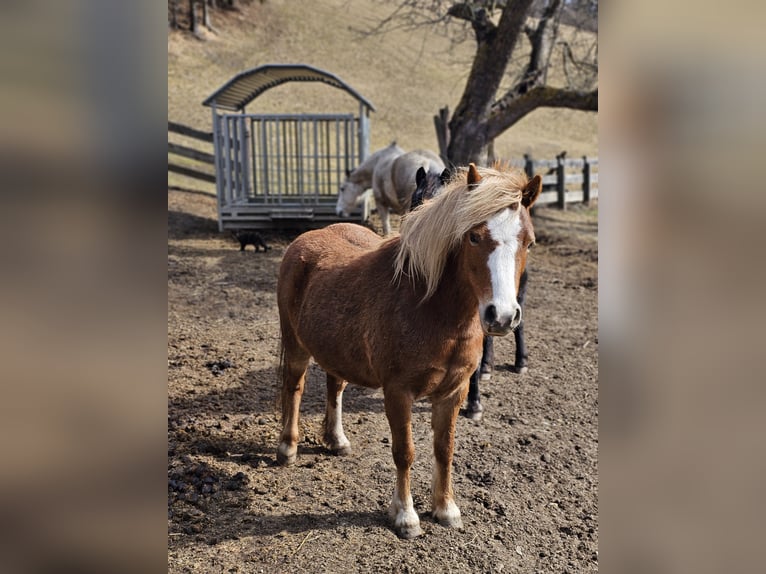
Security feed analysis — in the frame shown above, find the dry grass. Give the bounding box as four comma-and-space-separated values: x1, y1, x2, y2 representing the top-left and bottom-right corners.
168, 0, 597, 192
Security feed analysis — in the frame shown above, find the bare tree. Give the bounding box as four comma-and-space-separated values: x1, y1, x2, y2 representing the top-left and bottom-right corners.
189, 0, 199, 35
370, 0, 598, 165
169, 0, 179, 29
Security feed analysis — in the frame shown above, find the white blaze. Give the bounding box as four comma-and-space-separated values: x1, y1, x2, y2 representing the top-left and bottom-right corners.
486, 208, 522, 321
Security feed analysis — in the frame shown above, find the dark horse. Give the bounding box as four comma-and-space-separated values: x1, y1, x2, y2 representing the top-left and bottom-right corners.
277, 164, 541, 538
413, 166, 531, 420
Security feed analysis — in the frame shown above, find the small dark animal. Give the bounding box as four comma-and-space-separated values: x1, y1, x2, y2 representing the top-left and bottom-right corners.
232, 230, 271, 252
412, 166, 531, 421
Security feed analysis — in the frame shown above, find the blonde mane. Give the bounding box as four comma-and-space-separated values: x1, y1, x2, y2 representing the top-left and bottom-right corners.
393, 164, 528, 300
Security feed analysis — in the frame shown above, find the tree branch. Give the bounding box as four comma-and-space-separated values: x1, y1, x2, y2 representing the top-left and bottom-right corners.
449, 0, 535, 125
487, 86, 598, 140
447, 2, 495, 40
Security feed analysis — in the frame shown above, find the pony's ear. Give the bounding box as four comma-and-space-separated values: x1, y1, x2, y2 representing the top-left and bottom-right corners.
346, 168, 352, 177
522, 174, 542, 208
439, 168, 451, 185
415, 167, 427, 188
467, 163, 482, 189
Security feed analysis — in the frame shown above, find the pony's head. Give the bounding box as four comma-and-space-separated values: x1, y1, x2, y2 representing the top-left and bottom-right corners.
412, 166, 451, 210
396, 163, 542, 336
336, 170, 366, 217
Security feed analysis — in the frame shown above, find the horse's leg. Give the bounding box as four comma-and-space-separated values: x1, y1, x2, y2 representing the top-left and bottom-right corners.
431, 384, 469, 529
514, 269, 529, 373
379, 205, 392, 236
323, 373, 352, 456
479, 336, 494, 381
276, 335, 311, 466
384, 391, 421, 538
464, 366, 483, 421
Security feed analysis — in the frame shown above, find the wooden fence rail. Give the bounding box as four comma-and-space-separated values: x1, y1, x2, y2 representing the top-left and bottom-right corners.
168, 121, 216, 188
516, 152, 598, 209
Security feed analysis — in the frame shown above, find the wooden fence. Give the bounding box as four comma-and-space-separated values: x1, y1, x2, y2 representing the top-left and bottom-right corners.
514, 152, 598, 209
168, 122, 597, 210
168, 121, 216, 187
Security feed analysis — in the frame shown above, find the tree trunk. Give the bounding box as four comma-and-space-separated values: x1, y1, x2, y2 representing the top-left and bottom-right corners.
202, 0, 215, 32
444, 0, 535, 165
446, 119, 490, 166
189, 0, 198, 34
429, 0, 597, 166
169, 0, 178, 29
433, 106, 451, 165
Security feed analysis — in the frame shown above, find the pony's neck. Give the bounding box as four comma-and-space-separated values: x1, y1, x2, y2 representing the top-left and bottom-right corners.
351, 154, 381, 184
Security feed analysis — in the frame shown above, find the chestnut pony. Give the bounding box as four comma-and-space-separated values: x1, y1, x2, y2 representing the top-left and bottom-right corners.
277, 163, 542, 538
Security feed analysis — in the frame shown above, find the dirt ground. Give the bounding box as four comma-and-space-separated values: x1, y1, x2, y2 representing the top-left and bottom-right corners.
168, 189, 598, 573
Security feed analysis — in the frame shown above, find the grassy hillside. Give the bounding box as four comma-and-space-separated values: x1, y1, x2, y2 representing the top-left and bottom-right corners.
168, 0, 597, 192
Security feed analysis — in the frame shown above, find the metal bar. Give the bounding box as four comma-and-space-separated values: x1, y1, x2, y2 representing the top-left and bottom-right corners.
232, 113, 356, 121
311, 119, 321, 200
241, 117, 250, 200
296, 118, 304, 202
250, 117, 257, 198
280, 120, 282, 203
359, 108, 369, 162
210, 104, 224, 231
232, 116, 241, 201
281, 119, 289, 199
335, 118, 341, 198
222, 115, 232, 209
325, 120, 331, 198
264, 119, 270, 202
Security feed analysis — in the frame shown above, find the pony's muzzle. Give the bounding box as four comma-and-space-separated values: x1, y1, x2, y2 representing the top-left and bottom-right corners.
481, 304, 521, 336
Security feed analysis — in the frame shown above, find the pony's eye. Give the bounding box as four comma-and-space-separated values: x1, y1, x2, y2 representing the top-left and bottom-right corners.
469, 232, 480, 245
527, 242, 535, 251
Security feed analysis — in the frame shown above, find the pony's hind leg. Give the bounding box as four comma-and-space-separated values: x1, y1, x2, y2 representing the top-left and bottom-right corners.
384, 391, 421, 539
513, 269, 529, 374
277, 339, 310, 466
464, 367, 484, 421
431, 385, 469, 530
323, 373, 351, 456
379, 206, 392, 236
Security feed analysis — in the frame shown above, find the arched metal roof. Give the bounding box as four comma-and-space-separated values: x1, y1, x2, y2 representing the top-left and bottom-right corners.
202, 64, 376, 112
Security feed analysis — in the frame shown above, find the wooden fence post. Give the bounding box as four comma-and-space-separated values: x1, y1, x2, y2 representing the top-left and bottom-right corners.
556, 151, 566, 210
582, 155, 591, 205
433, 106, 450, 166
523, 153, 534, 179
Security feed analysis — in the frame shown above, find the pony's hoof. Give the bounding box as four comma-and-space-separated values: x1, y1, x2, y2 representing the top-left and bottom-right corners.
514, 365, 529, 375
389, 502, 422, 539
329, 444, 352, 457
395, 523, 423, 539
276, 444, 297, 466
463, 401, 484, 421
480, 372, 492, 382
433, 501, 463, 529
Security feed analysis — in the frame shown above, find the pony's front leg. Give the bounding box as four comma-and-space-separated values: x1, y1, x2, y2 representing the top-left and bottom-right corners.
431, 386, 469, 529
276, 341, 310, 466
513, 269, 529, 374
323, 373, 351, 456
384, 392, 421, 539
379, 205, 392, 236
